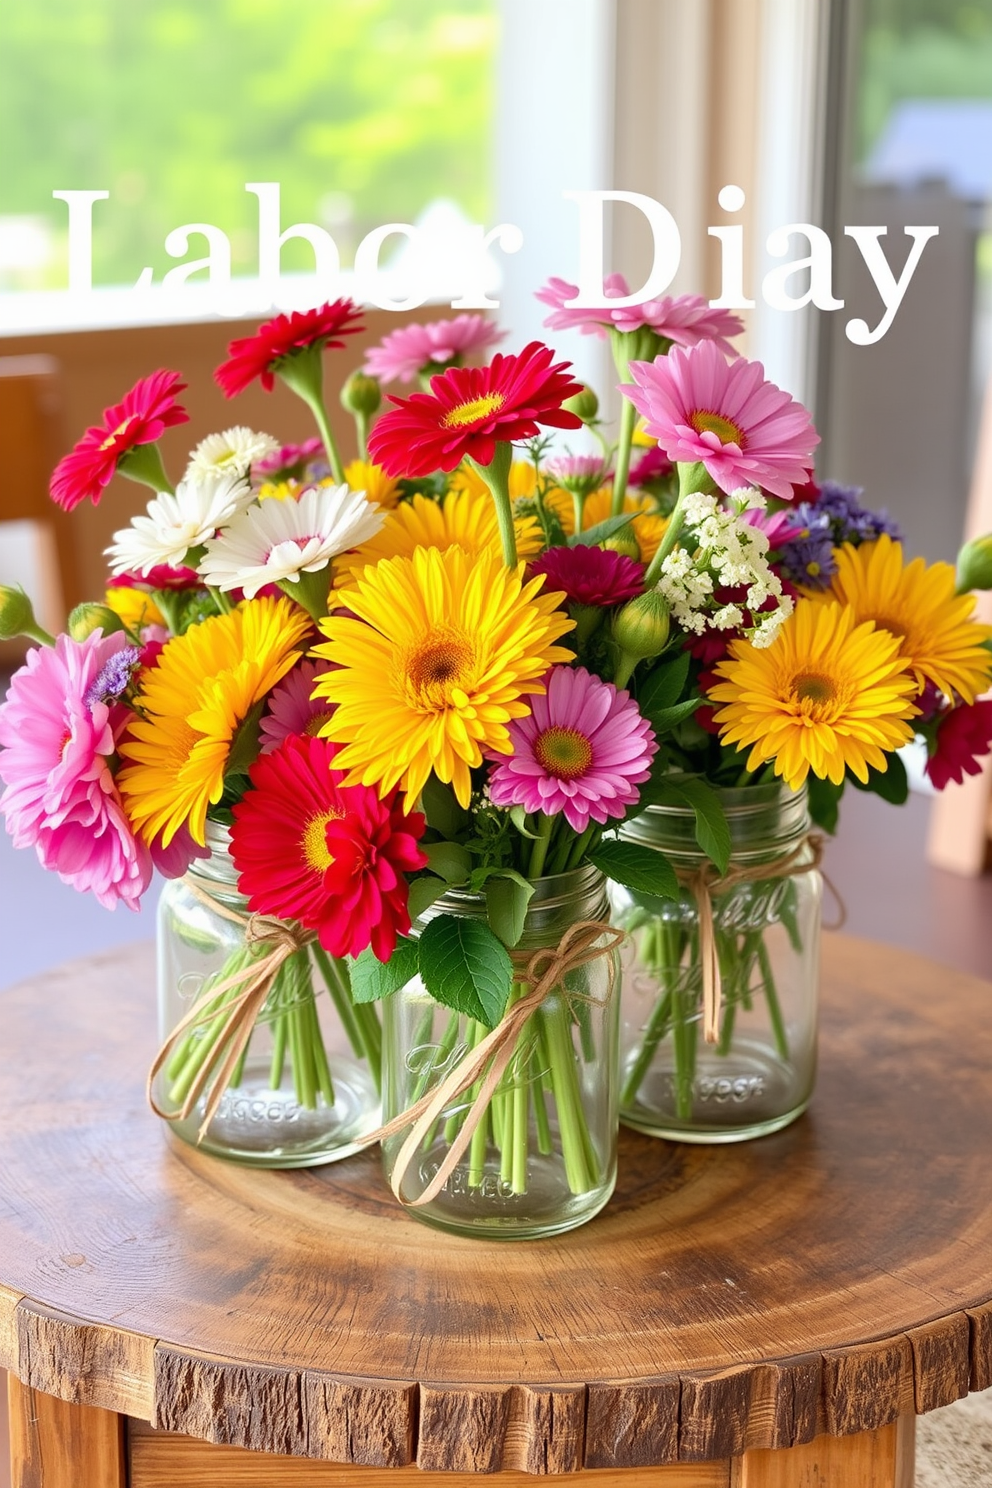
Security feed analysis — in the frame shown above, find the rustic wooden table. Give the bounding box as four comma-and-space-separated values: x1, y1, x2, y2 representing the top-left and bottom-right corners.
2, 936, 990, 1488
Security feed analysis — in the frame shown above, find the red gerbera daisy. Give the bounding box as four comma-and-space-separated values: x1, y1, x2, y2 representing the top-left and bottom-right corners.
529, 545, 644, 609
229, 735, 427, 962
925, 699, 992, 790
215, 298, 365, 397
49, 370, 188, 512
366, 341, 585, 478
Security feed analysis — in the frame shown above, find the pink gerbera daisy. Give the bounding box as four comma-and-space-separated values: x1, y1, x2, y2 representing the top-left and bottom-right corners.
364, 313, 506, 385
537, 276, 744, 355
488, 665, 657, 832
230, 735, 427, 962
49, 370, 188, 513
215, 298, 365, 397
621, 341, 820, 500
259, 658, 337, 752
367, 341, 584, 478
0, 632, 152, 909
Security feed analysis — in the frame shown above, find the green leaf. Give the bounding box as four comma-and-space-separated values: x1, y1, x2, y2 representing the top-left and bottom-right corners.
643, 696, 702, 735
807, 774, 844, 834
407, 875, 449, 920
484, 872, 536, 948
568, 515, 637, 547
509, 805, 540, 839
848, 753, 908, 806
417, 914, 513, 1028
667, 776, 732, 875
423, 840, 472, 883
637, 651, 690, 714
420, 775, 469, 837
589, 838, 680, 901
349, 937, 420, 1004
224, 700, 265, 782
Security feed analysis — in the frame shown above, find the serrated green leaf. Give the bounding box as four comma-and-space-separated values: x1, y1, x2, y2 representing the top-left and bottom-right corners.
349, 937, 420, 1004
644, 696, 702, 735
407, 875, 449, 920
589, 839, 680, 901
668, 776, 732, 875
568, 515, 636, 547
423, 840, 471, 883
637, 651, 690, 714
417, 915, 513, 1027
848, 753, 908, 805
484, 872, 536, 948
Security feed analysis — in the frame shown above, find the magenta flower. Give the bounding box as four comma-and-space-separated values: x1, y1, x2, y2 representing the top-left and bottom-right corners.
253, 437, 325, 481
0, 633, 152, 910
488, 665, 657, 833
622, 341, 820, 501
629, 446, 674, 486
529, 546, 644, 609
364, 314, 506, 385
259, 658, 337, 753
536, 276, 743, 355
544, 454, 612, 491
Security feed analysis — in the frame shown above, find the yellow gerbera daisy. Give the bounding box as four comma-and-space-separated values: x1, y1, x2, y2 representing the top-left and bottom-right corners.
709, 600, 918, 790
808, 534, 992, 704
103, 585, 165, 632
313, 546, 575, 808
343, 458, 400, 510
117, 596, 310, 846
582, 487, 668, 563
334, 488, 543, 586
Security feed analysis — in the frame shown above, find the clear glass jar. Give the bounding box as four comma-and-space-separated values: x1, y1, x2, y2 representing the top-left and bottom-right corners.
609, 783, 820, 1143
381, 866, 620, 1238
156, 824, 382, 1166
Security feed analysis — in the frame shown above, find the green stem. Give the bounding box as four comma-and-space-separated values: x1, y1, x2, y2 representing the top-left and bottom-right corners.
270, 1010, 288, 1089
539, 999, 595, 1195
756, 937, 790, 1060
207, 585, 233, 615
610, 395, 637, 516
22, 620, 56, 647
572, 489, 587, 535
468, 443, 516, 567
527, 813, 554, 878
621, 986, 672, 1106
306, 392, 345, 485
642, 461, 713, 587
312, 946, 381, 1091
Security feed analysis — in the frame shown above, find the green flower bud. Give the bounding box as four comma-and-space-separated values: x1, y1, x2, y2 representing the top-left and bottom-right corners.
67, 603, 125, 642
956, 533, 992, 593
340, 370, 382, 418
0, 584, 38, 641
602, 524, 641, 561
612, 590, 671, 661
562, 385, 599, 423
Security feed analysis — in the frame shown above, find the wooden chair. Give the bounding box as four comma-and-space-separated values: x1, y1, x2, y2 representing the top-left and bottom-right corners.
0, 355, 76, 662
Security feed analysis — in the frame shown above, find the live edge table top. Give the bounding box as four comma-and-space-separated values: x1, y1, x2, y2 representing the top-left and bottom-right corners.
0, 935, 990, 1475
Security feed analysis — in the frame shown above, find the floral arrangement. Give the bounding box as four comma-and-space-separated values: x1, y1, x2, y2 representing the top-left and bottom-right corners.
2, 281, 992, 1210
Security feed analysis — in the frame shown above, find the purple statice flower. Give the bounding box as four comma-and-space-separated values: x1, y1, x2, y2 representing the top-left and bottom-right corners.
84, 645, 142, 707
488, 665, 658, 832
814, 482, 903, 544
530, 545, 644, 609
776, 519, 837, 589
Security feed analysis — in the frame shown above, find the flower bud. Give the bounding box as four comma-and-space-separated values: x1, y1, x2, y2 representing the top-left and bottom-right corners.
562, 385, 599, 423
612, 590, 671, 661
67, 603, 125, 642
340, 371, 382, 418
956, 533, 992, 593
0, 584, 38, 641
602, 524, 641, 561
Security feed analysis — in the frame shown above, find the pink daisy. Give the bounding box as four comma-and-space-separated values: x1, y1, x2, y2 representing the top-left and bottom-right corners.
364, 313, 506, 385
488, 665, 657, 833
536, 276, 744, 355
621, 341, 820, 501
0, 633, 152, 910
259, 659, 337, 753
253, 438, 326, 481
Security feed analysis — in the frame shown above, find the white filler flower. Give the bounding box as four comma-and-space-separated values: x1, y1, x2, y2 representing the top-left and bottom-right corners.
185, 426, 279, 480
198, 483, 385, 597
106, 470, 253, 575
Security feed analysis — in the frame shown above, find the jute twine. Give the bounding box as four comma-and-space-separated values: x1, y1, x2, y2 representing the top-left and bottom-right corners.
674, 832, 835, 1045
147, 877, 315, 1140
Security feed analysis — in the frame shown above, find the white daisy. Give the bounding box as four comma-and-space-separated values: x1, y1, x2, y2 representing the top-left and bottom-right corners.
185, 426, 279, 480
198, 483, 385, 598
106, 470, 252, 576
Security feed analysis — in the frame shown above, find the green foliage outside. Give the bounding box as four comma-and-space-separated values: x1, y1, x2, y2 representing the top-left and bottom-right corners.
0, 0, 496, 289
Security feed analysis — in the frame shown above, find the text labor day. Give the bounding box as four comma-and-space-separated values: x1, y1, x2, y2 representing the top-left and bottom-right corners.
53, 184, 938, 346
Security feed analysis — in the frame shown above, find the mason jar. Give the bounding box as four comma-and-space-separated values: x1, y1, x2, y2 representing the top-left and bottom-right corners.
381, 866, 620, 1238
609, 783, 820, 1143
155, 823, 382, 1166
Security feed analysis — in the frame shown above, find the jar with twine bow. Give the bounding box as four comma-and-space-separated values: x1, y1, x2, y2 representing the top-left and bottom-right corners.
379, 865, 623, 1238
153, 823, 383, 1165
608, 782, 821, 1142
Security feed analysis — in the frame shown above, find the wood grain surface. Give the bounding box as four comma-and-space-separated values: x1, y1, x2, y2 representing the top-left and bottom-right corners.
0, 936, 990, 1472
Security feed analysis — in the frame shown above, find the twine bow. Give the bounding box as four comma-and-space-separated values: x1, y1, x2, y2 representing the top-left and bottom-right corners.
676, 832, 827, 1045
147, 878, 315, 1140
369, 920, 626, 1208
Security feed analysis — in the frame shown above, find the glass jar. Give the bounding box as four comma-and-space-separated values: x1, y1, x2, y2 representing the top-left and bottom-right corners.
155, 824, 382, 1166
381, 866, 620, 1238
609, 783, 820, 1143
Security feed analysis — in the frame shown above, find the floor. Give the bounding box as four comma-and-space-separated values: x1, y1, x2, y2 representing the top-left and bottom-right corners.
1, 702, 990, 1482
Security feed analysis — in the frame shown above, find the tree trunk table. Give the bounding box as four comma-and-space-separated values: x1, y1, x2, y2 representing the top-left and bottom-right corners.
2, 936, 990, 1488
